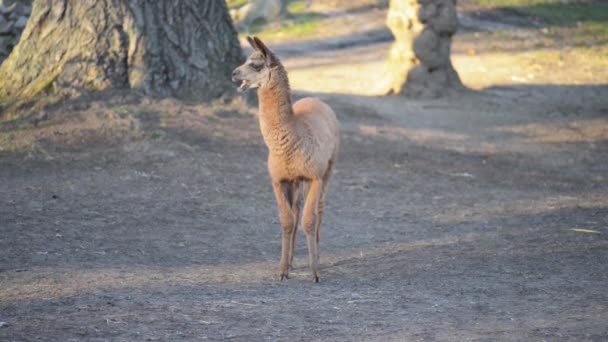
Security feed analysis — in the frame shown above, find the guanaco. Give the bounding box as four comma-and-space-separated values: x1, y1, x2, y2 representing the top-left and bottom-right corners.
232, 37, 340, 282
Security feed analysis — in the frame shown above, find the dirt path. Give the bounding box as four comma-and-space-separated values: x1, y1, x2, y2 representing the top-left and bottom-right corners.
2, 7, 608, 342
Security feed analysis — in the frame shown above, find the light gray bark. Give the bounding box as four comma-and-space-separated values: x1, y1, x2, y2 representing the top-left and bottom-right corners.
0, 0, 242, 101
385, 0, 463, 98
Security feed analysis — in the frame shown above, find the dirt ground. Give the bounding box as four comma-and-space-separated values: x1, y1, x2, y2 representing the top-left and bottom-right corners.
1, 4, 608, 342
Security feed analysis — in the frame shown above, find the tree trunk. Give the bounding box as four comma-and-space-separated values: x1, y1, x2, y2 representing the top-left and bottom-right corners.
385, 0, 463, 98
279, 0, 289, 17
0, 0, 243, 101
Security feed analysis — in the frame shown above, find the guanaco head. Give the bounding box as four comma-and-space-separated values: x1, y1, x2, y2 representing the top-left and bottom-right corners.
232, 36, 278, 92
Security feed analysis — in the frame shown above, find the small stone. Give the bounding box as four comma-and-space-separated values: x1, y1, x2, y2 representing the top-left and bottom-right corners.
236, 0, 282, 26
0, 0, 16, 7
1, 1, 16, 15
0, 35, 8, 50
14, 15, 26, 29
0, 321, 8, 328
0, 20, 13, 35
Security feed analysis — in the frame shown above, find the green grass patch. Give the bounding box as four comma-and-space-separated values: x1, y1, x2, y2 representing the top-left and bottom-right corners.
287, 0, 308, 14
472, 0, 565, 6
227, 0, 248, 9
571, 22, 608, 45
246, 14, 323, 40
469, 0, 608, 24
469, 0, 608, 45
239, 1, 325, 41
520, 2, 608, 25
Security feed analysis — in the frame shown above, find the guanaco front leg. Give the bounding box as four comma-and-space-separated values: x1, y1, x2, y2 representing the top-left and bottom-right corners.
288, 181, 300, 269
316, 161, 333, 260
302, 179, 323, 282
273, 181, 296, 280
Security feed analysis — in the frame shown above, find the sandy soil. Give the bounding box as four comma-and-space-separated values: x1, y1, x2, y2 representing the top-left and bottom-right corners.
1, 4, 608, 342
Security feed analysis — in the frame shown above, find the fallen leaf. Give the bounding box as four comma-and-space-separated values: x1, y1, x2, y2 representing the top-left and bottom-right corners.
571, 229, 600, 234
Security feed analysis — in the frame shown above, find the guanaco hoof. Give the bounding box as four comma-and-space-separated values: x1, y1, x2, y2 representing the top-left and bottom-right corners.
232, 37, 340, 283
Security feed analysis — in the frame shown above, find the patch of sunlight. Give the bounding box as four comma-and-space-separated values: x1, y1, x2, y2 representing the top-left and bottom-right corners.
324, 233, 487, 269
289, 61, 387, 96
2, 232, 485, 304
239, 3, 387, 44
358, 124, 469, 144
430, 194, 608, 226
226, 0, 248, 9
1, 260, 277, 304
452, 48, 608, 89
288, 46, 606, 96
494, 119, 608, 144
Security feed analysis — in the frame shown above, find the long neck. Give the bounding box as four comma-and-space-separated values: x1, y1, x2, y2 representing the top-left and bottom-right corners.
257, 64, 294, 130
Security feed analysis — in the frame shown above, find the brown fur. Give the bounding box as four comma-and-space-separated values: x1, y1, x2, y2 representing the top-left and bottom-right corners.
232, 37, 340, 282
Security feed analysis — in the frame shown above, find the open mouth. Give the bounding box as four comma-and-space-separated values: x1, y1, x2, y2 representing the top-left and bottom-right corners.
237, 79, 250, 93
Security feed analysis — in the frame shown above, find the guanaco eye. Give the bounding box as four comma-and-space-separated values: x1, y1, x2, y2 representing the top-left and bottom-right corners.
250, 63, 263, 71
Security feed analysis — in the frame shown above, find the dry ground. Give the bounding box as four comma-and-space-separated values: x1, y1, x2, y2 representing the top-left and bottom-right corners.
1, 3, 608, 341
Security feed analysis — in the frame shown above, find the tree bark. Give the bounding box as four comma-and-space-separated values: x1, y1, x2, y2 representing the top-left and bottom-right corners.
0, 0, 243, 101
385, 0, 463, 98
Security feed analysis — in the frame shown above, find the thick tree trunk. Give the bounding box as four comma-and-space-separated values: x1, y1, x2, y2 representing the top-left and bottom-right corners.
0, 0, 242, 101
385, 0, 463, 98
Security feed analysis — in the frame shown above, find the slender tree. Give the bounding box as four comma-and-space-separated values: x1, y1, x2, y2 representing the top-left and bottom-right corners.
385, 0, 463, 97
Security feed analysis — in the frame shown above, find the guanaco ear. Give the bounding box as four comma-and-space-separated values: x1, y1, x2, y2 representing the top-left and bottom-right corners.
247, 36, 259, 51
253, 36, 275, 66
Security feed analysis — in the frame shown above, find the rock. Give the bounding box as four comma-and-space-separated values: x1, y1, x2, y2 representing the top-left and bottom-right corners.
1, 1, 16, 15
0, 20, 13, 35
0, 321, 8, 328
0, 13, 6, 26
0, 39, 8, 55
14, 15, 26, 29
234, 0, 282, 27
